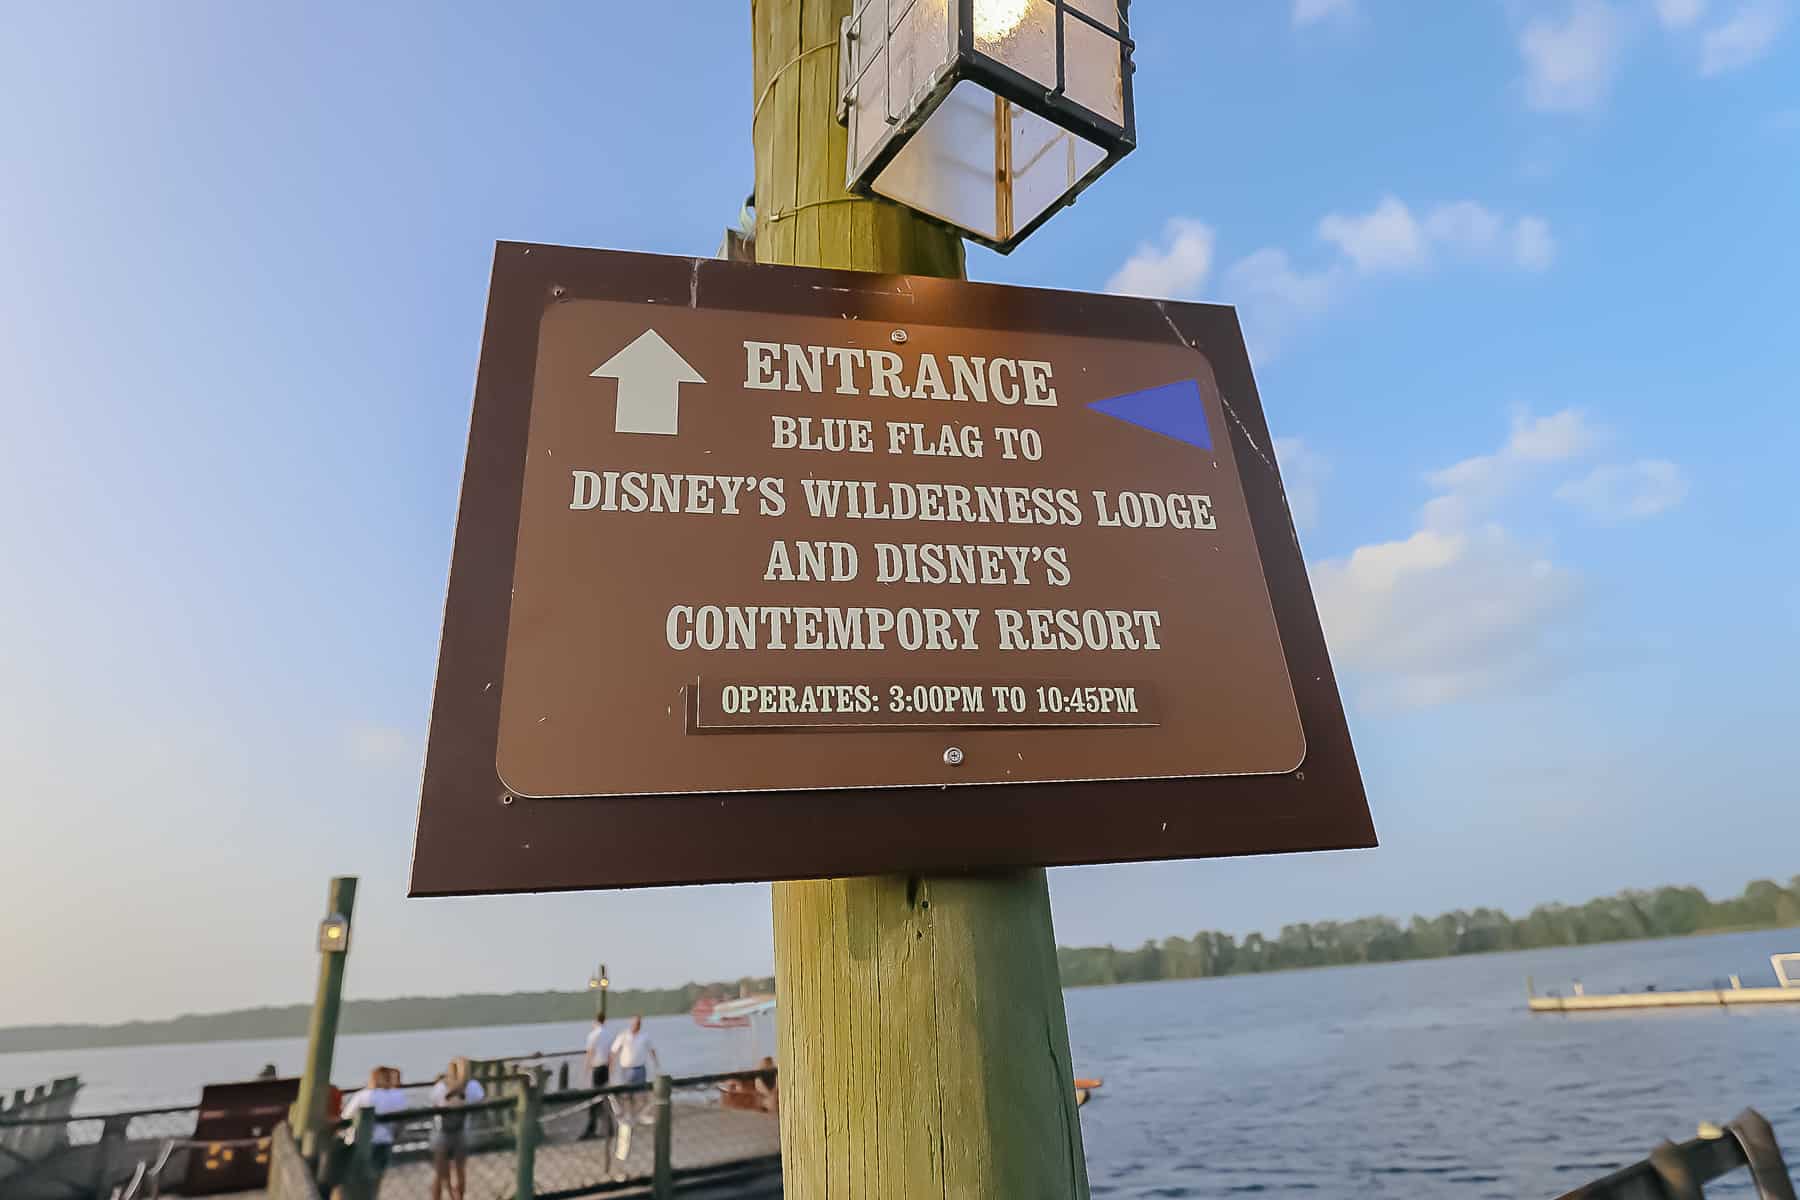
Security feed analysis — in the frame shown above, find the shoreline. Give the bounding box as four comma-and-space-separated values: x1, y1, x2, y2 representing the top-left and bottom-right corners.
7, 925, 1796, 1058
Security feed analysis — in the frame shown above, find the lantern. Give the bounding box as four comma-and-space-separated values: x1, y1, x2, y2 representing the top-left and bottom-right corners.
317, 913, 350, 954
839, 0, 1136, 252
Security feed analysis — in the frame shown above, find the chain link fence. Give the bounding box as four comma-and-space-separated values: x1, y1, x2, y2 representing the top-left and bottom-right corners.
662, 1072, 781, 1184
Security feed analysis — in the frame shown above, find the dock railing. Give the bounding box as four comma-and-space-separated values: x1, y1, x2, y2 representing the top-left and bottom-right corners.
0, 1067, 780, 1200
0, 1096, 200, 1200
333, 1067, 779, 1200
0, 1077, 83, 1176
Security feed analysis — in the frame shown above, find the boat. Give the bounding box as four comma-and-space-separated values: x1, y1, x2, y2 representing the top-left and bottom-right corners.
1528, 952, 1800, 1013
692, 994, 777, 1028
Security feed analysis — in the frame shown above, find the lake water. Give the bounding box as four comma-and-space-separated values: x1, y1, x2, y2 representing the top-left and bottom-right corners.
5, 929, 1796, 1197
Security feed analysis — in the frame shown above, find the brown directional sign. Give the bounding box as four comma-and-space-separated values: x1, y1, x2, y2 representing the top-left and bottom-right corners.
411, 243, 1373, 894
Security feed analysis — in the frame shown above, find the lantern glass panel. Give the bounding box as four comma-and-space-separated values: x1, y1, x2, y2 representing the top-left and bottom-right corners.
846, 0, 954, 187
870, 79, 1003, 242
1061, 4, 1126, 126
870, 78, 1107, 245
973, 0, 1124, 129
973, 0, 1054, 90
1003, 98, 1108, 233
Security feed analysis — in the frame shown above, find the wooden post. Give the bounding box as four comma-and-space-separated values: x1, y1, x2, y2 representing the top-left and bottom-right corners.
750, 4, 1087, 1195
513, 1077, 541, 1200
651, 1075, 673, 1200
291, 876, 357, 1153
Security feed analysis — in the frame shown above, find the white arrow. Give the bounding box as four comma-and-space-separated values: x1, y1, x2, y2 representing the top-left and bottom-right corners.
589, 328, 705, 436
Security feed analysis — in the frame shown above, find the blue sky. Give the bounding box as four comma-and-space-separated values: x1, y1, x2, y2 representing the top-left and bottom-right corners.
2, 2, 1796, 1027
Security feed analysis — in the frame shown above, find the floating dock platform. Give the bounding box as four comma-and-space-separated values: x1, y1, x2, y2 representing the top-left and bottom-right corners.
1529, 952, 1800, 1013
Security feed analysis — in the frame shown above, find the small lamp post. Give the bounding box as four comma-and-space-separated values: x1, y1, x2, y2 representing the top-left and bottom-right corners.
588, 963, 610, 1022
839, 0, 1136, 252
291, 878, 356, 1152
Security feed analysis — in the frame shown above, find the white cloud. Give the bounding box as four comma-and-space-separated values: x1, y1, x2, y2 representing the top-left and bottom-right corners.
1293, 0, 1355, 27
1318, 197, 1557, 274
1519, 1, 1627, 112
1421, 409, 1602, 529
1657, 0, 1710, 27
1273, 437, 1330, 533
1313, 526, 1578, 708
1319, 196, 1429, 273
1106, 218, 1215, 298
1423, 201, 1507, 256
1555, 459, 1690, 519
1501, 408, 1600, 461
1699, 0, 1788, 73
1111, 199, 1551, 359
346, 722, 418, 767
1224, 248, 1339, 313
1313, 410, 1687, 709
1221, 248, 1341, 361
1309, 408, 1678, 710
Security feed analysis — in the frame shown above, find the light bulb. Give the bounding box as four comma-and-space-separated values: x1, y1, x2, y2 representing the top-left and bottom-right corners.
974, 0, 1032, 41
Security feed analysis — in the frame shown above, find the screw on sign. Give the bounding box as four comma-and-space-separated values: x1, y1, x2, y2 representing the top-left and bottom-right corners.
411, 245, 1372, 895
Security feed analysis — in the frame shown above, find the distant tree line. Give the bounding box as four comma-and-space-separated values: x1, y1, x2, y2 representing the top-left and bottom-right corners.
1055, 877, 1800, 988
0, 977, 776, 1055
9, 878, 1797, 1055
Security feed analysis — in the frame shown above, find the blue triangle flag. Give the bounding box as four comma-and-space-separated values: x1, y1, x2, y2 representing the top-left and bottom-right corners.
1087, 379, 1212, 452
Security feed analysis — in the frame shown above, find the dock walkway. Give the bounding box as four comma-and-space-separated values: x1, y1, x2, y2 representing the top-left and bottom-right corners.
378, 1100, 779, 1200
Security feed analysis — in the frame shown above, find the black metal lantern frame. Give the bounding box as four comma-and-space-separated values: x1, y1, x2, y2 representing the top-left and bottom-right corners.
839, 0, 1136, 254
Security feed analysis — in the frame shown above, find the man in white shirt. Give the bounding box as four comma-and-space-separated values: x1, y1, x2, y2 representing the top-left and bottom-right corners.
609, 1015, 661, 1125
581, 1014, 611, 1140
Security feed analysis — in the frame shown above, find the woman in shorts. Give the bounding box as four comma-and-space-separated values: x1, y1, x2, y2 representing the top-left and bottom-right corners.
429, 1057, 484, 1200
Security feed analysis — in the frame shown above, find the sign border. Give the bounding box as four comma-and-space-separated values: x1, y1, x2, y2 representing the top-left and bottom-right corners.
410, 243, 1375, 896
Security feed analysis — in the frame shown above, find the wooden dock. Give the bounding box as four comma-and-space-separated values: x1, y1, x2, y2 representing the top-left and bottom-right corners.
1, 1085, 779, 1200
377, 1101, 780, 1199
1529, 986, 1800, 1012
1528, 952, 1800, 1013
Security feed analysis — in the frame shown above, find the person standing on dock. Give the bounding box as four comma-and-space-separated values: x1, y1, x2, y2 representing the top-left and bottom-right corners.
337, 1067, 407, 1199
581, 1012, 612, 1140
609, 1015, 661, 1125
428, 1057, 483, 1200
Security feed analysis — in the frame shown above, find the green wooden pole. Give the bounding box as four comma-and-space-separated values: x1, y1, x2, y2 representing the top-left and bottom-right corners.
750, 2, 1087, 1196
290, 876, 357, 1151
514, 1076, 541, 1200
344, 1106, 375, 1200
